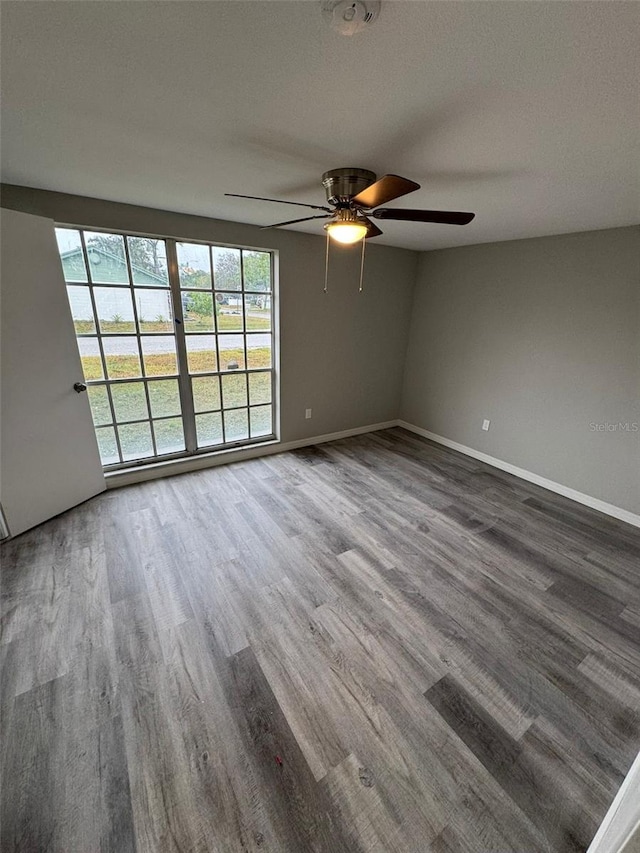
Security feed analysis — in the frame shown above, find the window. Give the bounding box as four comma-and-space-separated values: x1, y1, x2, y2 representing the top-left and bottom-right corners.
56, 227, 276, 469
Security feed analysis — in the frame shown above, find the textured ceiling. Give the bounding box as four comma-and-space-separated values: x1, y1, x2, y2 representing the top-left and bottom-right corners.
1, 1, 638, 251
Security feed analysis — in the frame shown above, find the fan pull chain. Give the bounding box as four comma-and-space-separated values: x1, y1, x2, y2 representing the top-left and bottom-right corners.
324, 232, 330, 293
358, 237, 367, 293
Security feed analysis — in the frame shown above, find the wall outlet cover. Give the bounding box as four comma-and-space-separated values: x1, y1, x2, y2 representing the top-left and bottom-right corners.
482, 419, 491, 431
305, 408, 312, 419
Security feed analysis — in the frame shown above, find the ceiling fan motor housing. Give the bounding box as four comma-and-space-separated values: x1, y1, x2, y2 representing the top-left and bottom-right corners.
322, 167, 376, 206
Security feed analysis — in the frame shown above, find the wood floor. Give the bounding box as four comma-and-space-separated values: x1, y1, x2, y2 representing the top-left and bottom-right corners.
2, 427, 639, 853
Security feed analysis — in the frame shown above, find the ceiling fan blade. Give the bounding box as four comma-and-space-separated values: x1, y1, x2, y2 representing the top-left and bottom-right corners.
372, 208, 475, 225
225, 193, 331, 212
261, 214, 333, 229
362, 217, 383, 239
351, 175, 420, 208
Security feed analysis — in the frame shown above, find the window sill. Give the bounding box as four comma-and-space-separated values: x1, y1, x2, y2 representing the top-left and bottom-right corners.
104, 437, 280, 488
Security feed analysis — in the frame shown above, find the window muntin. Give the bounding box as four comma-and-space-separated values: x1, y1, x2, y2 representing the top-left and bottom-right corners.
175, 241, 273, 450
57, 228, 276, 468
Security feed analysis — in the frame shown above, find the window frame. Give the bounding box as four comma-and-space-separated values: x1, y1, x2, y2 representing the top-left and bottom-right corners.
57, 223, 279, 471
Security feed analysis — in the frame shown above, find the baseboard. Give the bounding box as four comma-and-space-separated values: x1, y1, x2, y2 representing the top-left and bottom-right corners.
105, 420, 398, 489
397, 420, 640, 529
0, 503, 10, 540
586, 751, 640, 853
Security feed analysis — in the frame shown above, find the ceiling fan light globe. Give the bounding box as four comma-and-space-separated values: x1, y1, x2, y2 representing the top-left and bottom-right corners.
325, 221, 368, 244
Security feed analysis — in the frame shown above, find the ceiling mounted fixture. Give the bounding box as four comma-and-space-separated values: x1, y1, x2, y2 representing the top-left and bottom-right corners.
226, 167, 475, 291
321, 0, 381, 36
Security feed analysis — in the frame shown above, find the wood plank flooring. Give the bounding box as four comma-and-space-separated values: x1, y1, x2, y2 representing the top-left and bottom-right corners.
2, 427, 639, 852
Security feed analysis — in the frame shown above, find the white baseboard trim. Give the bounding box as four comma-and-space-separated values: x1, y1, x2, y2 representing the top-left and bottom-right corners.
105, 420, 398, 489
397, 420, 640, 529
586, 751, 640, 853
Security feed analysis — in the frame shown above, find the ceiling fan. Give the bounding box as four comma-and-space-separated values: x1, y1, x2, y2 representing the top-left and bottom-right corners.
226, 167, 475, 245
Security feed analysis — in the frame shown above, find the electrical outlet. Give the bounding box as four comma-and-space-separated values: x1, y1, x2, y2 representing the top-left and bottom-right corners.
482, 419, 491, 431
305, 408, 312, 419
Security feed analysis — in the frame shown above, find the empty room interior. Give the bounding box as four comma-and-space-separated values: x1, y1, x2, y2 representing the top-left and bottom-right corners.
1, 2, 639, 852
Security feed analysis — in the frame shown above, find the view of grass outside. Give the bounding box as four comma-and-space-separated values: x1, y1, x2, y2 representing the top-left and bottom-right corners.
57, 227, 275, 466
80, 347, 272, 380
71, 303, 271, 335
